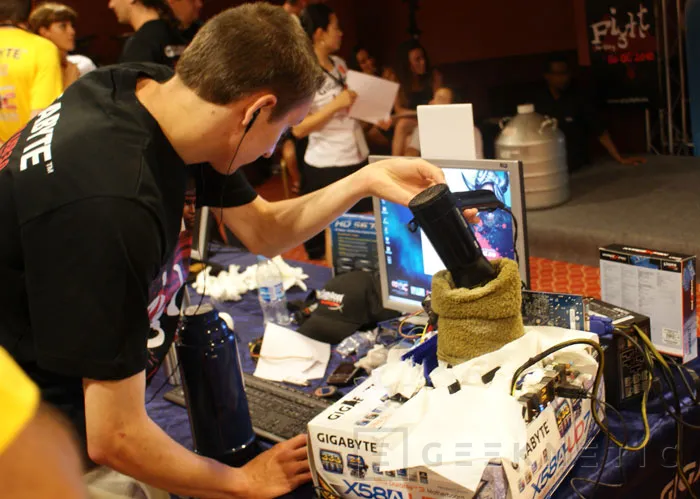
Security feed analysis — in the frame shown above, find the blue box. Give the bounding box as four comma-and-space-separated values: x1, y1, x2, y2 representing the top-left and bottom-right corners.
330, 214, 378, 276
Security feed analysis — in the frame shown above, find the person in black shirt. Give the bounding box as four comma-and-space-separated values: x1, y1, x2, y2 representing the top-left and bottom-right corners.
0, 4, 463, 498
534, 56, 646, 171
110, 0, 186, 67
166, 0, 203, 43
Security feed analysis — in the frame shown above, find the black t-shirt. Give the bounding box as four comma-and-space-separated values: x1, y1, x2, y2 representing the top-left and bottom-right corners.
120, 19, 187, 67
533, 85, 607, 171
180, 19, 203, 44
0, 63, 257, 456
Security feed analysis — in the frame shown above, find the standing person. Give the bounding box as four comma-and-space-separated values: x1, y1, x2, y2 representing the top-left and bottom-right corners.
0, 4, 461, 498
166, 0, 203, 43
351, 44, 397, 154
109, 0, 187, 67
294, 3, 369, 260
392, 39, 442, 155
0, 0, 62, 146
533, 56, 646, 170
29, 3, 97, 90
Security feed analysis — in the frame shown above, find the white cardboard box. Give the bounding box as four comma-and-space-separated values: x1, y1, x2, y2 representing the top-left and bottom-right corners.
308, 379, 602, 499
600, 244, 697, 363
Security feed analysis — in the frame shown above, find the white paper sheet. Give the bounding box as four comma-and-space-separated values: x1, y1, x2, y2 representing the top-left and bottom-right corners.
253, 323, 330, 382
378, 386, 527, 472
345, 70, 399, 124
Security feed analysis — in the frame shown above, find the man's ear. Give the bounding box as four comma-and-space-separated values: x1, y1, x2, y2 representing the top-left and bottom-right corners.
313, 27, 325, 45
242, 94, 278, 128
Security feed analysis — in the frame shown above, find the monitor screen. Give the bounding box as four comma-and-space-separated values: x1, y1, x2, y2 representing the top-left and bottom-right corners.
372, 158, 529, 314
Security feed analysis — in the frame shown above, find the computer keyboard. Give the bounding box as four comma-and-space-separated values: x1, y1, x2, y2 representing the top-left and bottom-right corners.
164, 372, 332, 443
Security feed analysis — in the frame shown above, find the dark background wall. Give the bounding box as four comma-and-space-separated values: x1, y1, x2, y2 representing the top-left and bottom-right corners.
59, 0, 644, 154
65, 0, 587, 70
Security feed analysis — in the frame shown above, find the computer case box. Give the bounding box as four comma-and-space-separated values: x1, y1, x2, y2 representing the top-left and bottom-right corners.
330, 214, 379, 277
599, 244, 697, 363
586, 299, 651, 409
308, 378, 601, 499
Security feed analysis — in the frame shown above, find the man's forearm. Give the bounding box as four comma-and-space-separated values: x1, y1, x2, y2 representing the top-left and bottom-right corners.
225, 170, 368, 257
599, 131, 622, 161
98, 416, 244, 499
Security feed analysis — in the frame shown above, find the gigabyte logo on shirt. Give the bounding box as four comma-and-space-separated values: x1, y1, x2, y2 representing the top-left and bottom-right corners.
317, 289, 345, 312
20, 102, 62, 174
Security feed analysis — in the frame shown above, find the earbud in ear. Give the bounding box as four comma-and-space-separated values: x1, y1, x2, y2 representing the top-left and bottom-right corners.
245, 109, 261, 133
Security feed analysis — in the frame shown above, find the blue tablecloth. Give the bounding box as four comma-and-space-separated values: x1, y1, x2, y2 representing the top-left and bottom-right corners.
146, 246, 700, 499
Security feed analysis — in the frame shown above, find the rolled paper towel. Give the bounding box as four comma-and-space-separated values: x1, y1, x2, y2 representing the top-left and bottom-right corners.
431, 258, 525, 365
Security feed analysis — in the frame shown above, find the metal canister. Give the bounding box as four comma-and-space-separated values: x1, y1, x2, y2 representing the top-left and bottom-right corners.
496, 104, 569, 209
175, 303, 258, 466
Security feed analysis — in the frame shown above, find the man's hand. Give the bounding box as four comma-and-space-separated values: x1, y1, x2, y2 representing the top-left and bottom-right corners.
358, 157, 446, 206
237, 434, 311, 498
358, 158, 480, 224
618, 156, 647, 166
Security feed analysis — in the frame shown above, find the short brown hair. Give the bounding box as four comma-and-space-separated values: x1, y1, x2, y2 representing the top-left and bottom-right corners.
176, 3, 323, 121
28, 2, 77, 33
0, 0, 32, 23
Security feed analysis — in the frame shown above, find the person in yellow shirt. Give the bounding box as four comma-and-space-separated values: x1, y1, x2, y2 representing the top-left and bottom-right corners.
0, 0, 62, 144
0, 347, 87, 498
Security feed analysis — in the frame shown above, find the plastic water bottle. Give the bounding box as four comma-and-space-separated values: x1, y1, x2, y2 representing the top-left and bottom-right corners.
337, 330, 377, 358
256, 256, 290, 326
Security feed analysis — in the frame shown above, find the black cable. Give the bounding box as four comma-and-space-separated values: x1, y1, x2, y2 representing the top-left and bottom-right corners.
150, 120, 254, 405
569, 397, 628, 498
502, 206, 519, 269
651, 359, 700, 429
577, 325, 699, 498
510, 339, 604, 398
639, 336, 700, 430
618, 327, 696, 497
570, 430, 612, 499
146, 359, 180, 404
631, 325, 699, 498
668, 356, 700, 406
654, 366, 698, 498
191, 121, 252, 317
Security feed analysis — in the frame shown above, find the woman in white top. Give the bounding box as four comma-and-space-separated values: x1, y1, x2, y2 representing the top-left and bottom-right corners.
294, 4, 370, 259
29, 3, 96, 90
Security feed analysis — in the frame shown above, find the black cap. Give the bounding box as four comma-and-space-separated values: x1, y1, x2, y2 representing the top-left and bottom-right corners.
298, 271, 399, 344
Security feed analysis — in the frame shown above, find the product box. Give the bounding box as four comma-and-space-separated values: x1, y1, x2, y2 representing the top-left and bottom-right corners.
599, 244, 697, 363
330, 214, 378, 276
308, 379, 601, 499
